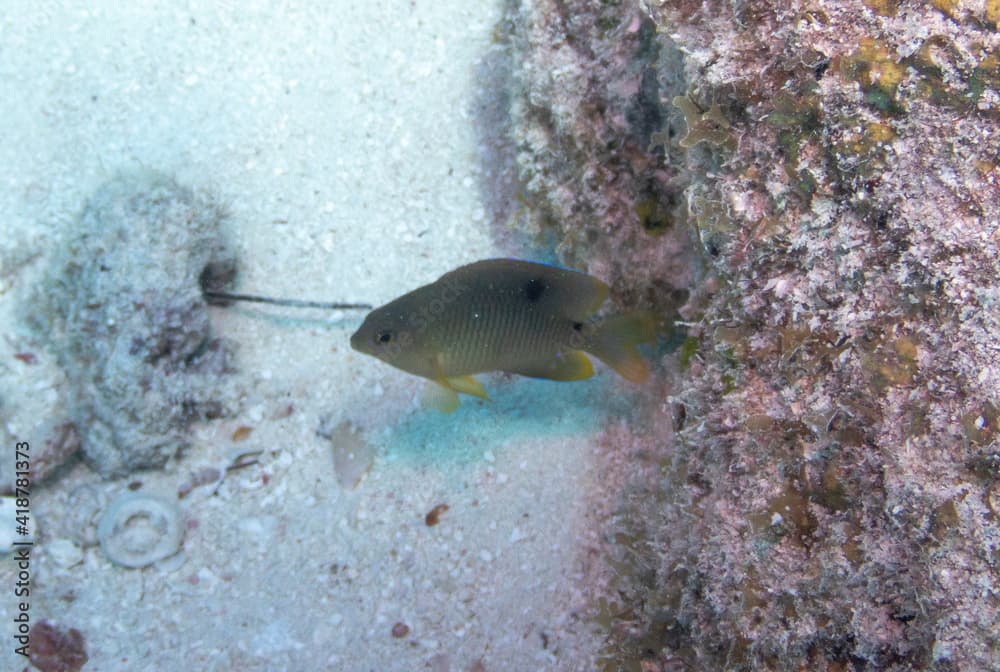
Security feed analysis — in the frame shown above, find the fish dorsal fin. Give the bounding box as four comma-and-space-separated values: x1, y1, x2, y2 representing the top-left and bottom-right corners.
503, 350, 594, 381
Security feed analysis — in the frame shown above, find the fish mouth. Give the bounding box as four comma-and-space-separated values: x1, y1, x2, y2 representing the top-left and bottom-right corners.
349, 327, 364, 352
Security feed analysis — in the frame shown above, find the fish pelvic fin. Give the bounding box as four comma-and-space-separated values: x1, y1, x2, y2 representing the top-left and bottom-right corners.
431, 354, 490, 400
586, 311, 656, 383
447, 375, 490, 400
423, 382, 460, 413
423, 375, 487, 413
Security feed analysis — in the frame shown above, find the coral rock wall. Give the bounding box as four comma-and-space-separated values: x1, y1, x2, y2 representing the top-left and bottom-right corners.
508, 0, 1000, 669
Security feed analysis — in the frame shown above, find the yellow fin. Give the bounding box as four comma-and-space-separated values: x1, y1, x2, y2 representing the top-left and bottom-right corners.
430, 354, 490, 401
586, 311, 656, 383
446, 375, 490, 400
505, 350, 594, 381
423, 382, 459, 413
430, 355, 490, 406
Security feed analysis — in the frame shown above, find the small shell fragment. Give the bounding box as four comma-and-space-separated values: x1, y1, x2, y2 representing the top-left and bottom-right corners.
231, 425, 253, 442
425, 503, 449, 527
327, 421, 374, 489
97, 492, 184, 568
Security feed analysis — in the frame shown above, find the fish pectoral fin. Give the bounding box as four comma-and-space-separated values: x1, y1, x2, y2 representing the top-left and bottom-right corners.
430, 354, 490, 401
423, 382, 460, 413
446, 375, 490, 400
505, 351, 594, 381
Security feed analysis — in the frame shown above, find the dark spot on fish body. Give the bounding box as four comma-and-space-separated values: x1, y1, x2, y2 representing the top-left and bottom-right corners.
523, 278, 546, 302
567, 322, 587, 349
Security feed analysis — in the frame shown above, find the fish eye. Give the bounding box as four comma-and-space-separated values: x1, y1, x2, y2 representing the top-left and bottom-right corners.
375, 330, 394, 345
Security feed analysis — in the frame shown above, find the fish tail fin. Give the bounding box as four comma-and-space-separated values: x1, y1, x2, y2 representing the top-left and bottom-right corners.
586, 311, 656, 383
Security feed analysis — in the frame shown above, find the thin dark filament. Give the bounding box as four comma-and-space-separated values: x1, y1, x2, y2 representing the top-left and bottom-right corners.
204, 290, 372, 310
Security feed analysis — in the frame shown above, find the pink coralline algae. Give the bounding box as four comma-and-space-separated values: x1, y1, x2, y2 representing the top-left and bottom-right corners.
504, 0, 1000, 669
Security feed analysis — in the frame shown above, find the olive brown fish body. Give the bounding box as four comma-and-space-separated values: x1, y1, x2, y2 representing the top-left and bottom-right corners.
350, 259, 653, 410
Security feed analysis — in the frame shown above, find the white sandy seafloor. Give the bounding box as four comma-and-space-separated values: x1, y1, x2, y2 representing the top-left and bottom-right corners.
0, 3, 645, 671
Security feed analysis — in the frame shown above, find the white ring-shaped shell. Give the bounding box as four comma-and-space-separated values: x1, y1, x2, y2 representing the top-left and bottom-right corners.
97, 492, 184, 568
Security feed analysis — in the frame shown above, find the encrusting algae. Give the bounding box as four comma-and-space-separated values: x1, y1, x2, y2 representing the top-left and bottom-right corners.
350, 259, 655, 411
